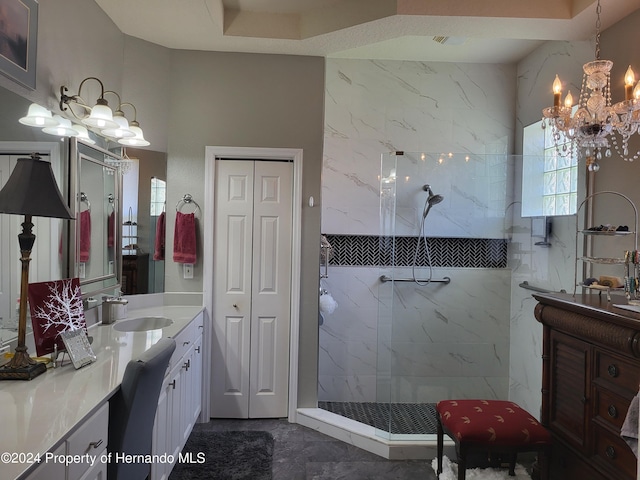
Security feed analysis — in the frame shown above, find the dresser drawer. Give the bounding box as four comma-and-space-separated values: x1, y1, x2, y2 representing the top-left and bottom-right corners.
592, 423, 637, 480
594, 350, 640, 393
593, 386, 632, 430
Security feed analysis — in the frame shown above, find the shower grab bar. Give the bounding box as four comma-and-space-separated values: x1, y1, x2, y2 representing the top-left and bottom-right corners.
379, 275, 451, 284
519, 281, 565, 294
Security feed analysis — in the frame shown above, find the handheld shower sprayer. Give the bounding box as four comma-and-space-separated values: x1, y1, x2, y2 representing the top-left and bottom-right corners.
413, 184, 444, 285
422, 184, 444, 218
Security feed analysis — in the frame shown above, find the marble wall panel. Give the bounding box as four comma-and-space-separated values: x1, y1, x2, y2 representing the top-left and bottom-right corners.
323, 58, 516, 236
318, 266, 511, 403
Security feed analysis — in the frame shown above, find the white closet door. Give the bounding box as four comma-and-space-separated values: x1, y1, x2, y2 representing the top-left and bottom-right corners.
211, 159, 292, 418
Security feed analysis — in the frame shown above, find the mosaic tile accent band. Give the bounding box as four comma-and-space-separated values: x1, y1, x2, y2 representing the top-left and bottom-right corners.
324, 235, 508, 268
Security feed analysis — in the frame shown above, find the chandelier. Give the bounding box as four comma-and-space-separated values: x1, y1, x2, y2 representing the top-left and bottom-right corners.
541, 0, 640, 172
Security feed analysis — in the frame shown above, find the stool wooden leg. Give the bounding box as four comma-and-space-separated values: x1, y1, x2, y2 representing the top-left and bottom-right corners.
457, 444, 467, 480
436, 418, 443, 475
508, 453, 517, 476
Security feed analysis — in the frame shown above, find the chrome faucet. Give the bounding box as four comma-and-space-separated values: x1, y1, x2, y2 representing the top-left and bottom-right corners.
102, 295, 129, 325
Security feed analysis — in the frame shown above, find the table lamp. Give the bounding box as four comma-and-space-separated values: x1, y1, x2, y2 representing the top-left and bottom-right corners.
0, 153, 73, 380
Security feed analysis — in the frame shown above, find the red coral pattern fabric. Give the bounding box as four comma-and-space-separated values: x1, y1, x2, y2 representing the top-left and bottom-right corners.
437, 399, 551, 447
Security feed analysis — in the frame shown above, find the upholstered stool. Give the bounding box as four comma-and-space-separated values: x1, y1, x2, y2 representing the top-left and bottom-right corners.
436, 399, 552, 480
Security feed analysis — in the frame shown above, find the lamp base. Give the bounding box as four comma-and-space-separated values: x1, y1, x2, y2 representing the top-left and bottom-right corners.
0, 361, 47, 380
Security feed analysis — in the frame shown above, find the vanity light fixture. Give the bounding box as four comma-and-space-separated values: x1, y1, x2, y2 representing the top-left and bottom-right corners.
541, 0, 640, 170
101, 91, 135, 139
60, 76, 119, 130
117, 103, 150, 147
0, 154, 74, 380
71, 124, 96, 145
42, 115, 79, 137
58, 77, 149, 146
19, 103, 59, 128
18, 77, 150, 146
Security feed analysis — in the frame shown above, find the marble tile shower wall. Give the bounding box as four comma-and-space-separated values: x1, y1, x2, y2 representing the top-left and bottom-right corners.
320, 59, 517, 404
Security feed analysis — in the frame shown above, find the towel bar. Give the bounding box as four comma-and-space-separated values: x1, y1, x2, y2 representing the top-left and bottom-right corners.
519, 281, 565, 294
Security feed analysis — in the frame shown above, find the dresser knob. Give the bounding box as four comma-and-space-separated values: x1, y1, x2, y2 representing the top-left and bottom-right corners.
605, 445, 616, 460
607, 405, 618, 418
607, 364, 619, 377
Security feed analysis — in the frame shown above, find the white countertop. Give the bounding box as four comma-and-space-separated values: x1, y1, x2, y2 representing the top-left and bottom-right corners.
0, 304, 204, 480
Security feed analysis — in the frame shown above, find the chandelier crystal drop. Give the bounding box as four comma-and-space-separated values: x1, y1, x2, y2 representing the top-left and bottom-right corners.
541, 0, 640, 171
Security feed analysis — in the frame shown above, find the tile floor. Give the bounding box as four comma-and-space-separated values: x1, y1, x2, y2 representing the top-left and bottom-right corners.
192, 417, 437, 479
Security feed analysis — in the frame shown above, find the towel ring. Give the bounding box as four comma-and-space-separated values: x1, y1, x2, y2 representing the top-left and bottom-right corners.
80, 192, 91, 212
175, 193, 201, 217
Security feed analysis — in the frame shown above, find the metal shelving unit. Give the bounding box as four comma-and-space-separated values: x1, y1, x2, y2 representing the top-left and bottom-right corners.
574, 191, 638, 300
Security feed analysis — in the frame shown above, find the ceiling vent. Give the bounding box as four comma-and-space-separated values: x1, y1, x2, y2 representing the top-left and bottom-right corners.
432, 36, 467, 46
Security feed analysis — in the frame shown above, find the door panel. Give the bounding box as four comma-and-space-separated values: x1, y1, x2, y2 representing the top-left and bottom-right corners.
212, 161, 253, 418
249, 161, 292, 418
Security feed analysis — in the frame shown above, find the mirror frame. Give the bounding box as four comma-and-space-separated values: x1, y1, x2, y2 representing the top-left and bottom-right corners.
68, 137, 122, 299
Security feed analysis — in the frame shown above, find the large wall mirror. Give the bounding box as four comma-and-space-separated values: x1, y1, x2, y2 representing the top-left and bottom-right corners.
0, 86, 167, 349
0, 88, 70, 348
119, 148, 167, 295
69, 139, 121, 298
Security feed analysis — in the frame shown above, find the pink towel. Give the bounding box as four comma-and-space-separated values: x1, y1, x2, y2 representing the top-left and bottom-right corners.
153, 211, 166, 261
79, 210, 91, 262
107, 211, 115, 248
173, 211, 196, 264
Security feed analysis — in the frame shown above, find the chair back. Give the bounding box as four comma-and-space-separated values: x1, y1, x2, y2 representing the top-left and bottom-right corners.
107, 337, 176, 480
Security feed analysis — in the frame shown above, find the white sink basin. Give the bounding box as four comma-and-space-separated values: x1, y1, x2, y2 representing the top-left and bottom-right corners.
113, 316, 174, 332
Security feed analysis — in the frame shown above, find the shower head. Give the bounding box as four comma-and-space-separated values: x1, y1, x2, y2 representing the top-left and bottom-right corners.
422, 184, 444, 217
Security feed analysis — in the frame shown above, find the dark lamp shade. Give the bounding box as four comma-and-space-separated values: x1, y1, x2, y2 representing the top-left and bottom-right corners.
0, 156, 73, 219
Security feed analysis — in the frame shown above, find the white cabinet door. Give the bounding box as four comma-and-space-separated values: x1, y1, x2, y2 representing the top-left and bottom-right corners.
78, 456, 107, 480
25, 443, 66, 480
152, 374, 173, 480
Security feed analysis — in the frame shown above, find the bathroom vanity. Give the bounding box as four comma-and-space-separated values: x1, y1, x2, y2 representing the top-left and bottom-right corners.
533, 292, 640, 480
0, 305, 204, 480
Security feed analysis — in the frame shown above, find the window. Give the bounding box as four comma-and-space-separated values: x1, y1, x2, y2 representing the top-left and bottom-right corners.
150, 177, 166, 216
521, 119, 577, 217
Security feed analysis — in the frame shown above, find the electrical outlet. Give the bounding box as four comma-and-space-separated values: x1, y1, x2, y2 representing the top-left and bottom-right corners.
183, 263, 194, 279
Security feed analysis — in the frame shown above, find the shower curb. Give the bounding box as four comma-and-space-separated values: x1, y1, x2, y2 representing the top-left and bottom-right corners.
296, 407, 456, 460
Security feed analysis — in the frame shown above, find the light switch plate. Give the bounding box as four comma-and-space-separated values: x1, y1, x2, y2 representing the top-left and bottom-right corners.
183, 263, 194, 279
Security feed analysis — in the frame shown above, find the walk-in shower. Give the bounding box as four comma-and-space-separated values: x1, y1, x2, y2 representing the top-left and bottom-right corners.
317, 151, 513, 443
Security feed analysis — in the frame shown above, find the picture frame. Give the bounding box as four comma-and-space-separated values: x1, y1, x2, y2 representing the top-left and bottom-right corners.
28, 278, 87, 357
0, 0, 38, 89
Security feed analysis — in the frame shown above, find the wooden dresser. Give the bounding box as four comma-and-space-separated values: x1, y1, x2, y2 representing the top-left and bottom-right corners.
534, 292, 640, 480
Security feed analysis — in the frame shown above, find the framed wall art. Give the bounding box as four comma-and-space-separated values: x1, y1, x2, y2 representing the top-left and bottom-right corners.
28, 278, 87, 357
0, 0, 38, 89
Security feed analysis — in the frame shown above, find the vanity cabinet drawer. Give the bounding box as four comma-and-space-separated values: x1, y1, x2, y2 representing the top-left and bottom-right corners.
593, 387, 632, 430
594, 351, 640, 393
592, 423, 636, 480
67, 402, 108, 480
170, 319, 197, 366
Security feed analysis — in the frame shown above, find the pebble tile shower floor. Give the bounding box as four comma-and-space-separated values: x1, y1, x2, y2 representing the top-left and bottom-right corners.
318, 402, 439, 434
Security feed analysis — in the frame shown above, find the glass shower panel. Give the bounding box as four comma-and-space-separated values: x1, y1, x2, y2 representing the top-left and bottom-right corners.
377, 151, 514, 441
376, 152, 398, 439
